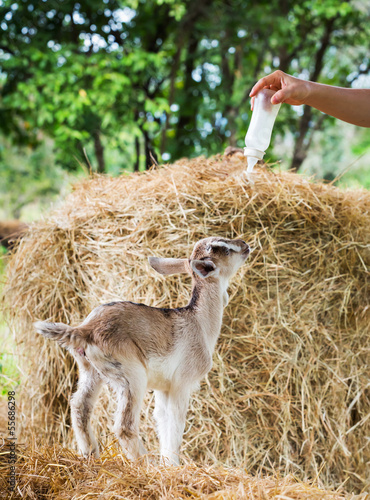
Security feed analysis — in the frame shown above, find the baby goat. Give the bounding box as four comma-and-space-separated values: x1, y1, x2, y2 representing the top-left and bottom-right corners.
35, 237, 250, 465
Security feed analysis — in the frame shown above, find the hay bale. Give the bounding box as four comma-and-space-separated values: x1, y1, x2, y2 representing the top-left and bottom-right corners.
2, 155, 369, 494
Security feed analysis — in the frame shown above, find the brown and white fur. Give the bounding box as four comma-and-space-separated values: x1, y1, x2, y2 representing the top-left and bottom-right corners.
35, 237, 250, 465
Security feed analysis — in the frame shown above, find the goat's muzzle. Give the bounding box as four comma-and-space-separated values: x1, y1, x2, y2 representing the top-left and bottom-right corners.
241, 243, 251, 258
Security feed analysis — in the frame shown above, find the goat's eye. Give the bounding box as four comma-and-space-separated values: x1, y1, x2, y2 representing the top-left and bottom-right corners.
224, 248, 230, 256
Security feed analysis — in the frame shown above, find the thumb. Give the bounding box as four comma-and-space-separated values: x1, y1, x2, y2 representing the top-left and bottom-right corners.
271, 87, 292, 104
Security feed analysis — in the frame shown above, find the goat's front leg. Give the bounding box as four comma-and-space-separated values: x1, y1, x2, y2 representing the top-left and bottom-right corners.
113, 366, 148, 461
70, 362, 102, 458
156, 387, 191, 465
154, 390, 169, 459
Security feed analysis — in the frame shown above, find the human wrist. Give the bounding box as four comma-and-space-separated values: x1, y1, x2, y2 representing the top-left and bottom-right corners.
301, 80, 317, 106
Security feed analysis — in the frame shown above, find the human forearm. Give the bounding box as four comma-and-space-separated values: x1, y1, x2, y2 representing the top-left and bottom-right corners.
250, 71, 370, 127
305, 82, 370, 127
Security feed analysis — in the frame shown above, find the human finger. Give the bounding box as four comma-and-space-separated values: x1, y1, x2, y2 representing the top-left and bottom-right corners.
249, 71, 283, 97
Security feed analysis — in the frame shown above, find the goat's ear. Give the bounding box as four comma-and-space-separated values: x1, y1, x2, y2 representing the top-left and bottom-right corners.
191, 259, 218, 279
148, 257, 188, 275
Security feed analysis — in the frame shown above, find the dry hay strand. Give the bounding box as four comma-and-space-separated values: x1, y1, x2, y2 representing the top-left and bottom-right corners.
2, 155, 370, 495
0, 440, 363, 500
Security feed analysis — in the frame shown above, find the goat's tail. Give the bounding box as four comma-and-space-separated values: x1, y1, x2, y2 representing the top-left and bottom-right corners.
34, 321, 86, 350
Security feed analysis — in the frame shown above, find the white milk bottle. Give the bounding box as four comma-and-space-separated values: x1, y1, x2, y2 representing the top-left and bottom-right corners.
244, 89, 281, 173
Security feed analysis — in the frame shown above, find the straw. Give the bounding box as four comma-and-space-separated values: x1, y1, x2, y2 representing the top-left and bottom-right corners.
0, 440, 360, 499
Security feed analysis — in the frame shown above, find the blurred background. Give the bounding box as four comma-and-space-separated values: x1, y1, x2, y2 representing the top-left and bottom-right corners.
1, 0, 370, 223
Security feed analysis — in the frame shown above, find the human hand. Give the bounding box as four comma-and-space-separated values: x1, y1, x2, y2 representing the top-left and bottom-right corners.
249, 70, 312, 110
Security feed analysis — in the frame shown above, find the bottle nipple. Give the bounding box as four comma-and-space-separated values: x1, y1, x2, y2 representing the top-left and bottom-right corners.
247, 157, 258, 173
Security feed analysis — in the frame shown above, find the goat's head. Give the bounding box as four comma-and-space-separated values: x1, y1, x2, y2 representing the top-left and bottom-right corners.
148, 237, 250, 282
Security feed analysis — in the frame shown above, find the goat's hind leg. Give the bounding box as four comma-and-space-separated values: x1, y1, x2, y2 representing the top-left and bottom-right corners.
112, 362, 148, 460
70, 356, 103, 458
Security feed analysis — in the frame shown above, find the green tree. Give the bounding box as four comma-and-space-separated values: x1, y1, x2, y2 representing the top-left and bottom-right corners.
0, 137, 67, 219
0, 0, 174, 172
0, 0, 369, 173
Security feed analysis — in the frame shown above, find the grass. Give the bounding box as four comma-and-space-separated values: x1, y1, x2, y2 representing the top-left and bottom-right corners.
0, 248, 19, 396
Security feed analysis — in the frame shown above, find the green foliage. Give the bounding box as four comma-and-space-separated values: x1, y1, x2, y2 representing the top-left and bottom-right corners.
352, 128, 370, 156
0, 251, 20, 395
0, 0, 369, 177
0, 137, 74, 220
0, 347, 19, 396
338, 164, 370, 190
